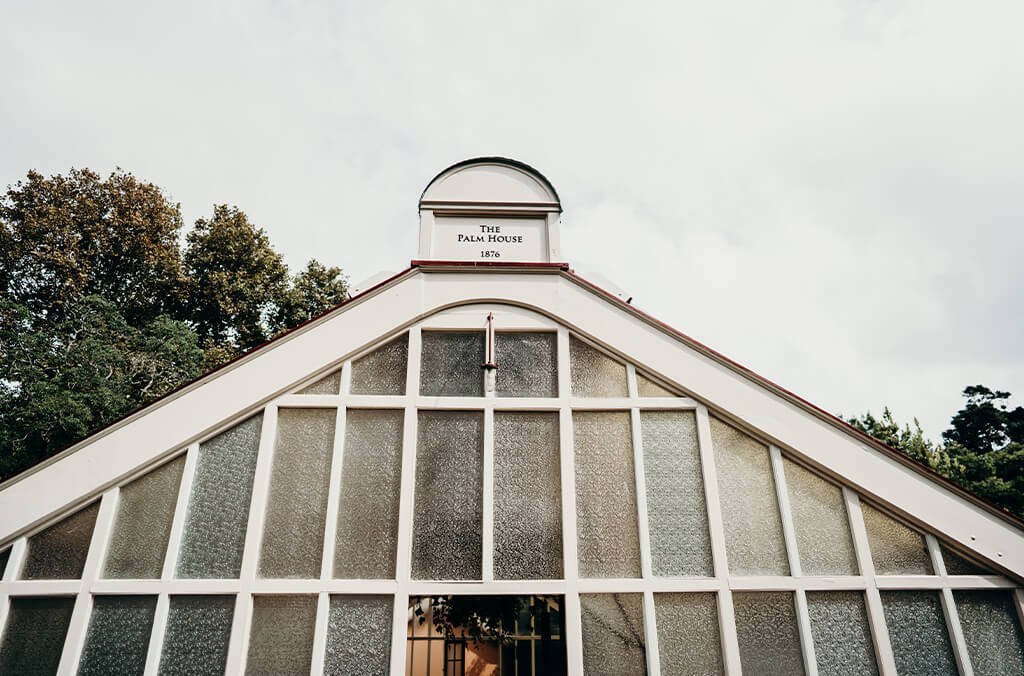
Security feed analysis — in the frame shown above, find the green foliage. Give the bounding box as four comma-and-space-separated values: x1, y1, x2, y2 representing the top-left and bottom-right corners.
0, 169, 348, 480
183, 205, 290, 352
0, 296, 205, 478
848, 387, 1024, 518
0, 168, 184, 325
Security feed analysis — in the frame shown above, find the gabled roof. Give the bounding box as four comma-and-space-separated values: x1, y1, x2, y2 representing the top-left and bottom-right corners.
2, 262, 1022, 578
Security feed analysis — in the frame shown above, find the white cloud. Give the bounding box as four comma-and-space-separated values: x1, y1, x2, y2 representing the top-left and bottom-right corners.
2, 0, 1021, 438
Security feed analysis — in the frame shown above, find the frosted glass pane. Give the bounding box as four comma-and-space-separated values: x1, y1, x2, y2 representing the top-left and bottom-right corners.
569, 336, 627, 397
0, 548, 9, 578
158, 596, 234, 676
177, 414, 262, 578
21, 501, 99, 579
637, 372, 678, 397
324, 595, 393, 676
954, 590, 1024, 676
783, 459, 858, 575
641, 411, 712, 576
733, 592, 804, 676
941, 545, 991, 575
259, 408, 335, 578
573, 411, 641, 578
78, 595, 157, 676
806, 591, 878, 676
710, 418, 789, 575
580, 594, 647, 675
495, 333, 558, 397
104, 456, 185, 579
419, 332, 484, 396
351, 333, 408, 395
494, 412, 563, 579
297, 370, 340, 394
0, 597, 74, 675
411, 411, 483, 580
245, 596, 317, 675
654, 593, 723, 675
334, 409, 403, 578
862, 504, 933, 575
881, 591, 957, 675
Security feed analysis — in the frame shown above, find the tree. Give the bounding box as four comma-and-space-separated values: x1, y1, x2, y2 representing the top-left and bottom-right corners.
272, 259, 349, 333
848, 386, 1024, 518
0, 168, 184, 326
943, 385, 1024, 453
182, 205, 290, 353
0, 168, 350, 480
0, 296, 205, 477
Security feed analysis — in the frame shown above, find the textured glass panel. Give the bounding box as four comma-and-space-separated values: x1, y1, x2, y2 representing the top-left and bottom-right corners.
941, 545, 992, 575
411, 411, 483, 579
806, 591, 878, 676
881, 591, 957, 675
580, 594, 647, 675
573, 411, 641, 578
733, 592, 804, 676
637, 372, 678, 397
0, 597, 74, 675
954, 590, 1024, 676
78, 595, 157, 676
0, 548, 9, 578
654, 593, 723, 675
710, 418, 789, 575
352, 333, 407, 395
494, 412, 563, 579
641, 411, 712, 576
419, 332, 484, 396
245, 596, 317, 675
495, 333, 558, 397
351, 333, 408, 395
324, 595, 393, 676
104, 457, 185, 579
569, 336, 627, 397
158, 595, 234, 676
862, 504, 933, 575
297, 370, 341, 394
259, 408, 335, 578
177, 413, 262, 578
21, 501, 99, 579
334, 409, 403, 578
783, 458, 858, 575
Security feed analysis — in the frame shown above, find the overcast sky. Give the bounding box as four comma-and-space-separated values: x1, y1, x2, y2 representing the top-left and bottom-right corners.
3, 1, 1021, 439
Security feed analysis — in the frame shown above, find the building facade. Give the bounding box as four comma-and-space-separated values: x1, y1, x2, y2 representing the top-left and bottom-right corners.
0, 158, 1022, 675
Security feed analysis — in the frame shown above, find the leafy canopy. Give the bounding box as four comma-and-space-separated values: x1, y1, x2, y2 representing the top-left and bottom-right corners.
847, 385, 1024, 517
0, 168, 348, 479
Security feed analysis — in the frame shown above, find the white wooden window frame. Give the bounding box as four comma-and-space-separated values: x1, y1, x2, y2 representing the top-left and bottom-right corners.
1, 303, 1022, 676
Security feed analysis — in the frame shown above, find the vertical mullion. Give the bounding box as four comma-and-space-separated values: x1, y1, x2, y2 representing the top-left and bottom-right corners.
0, 537, 27, 643
482, 406, 495, 582
2, 536, 26, 582
310, 591, 331, 676
57, 488, 119, 675
390, 325, 421, 674
557, 327, 584, 675
320, 379, 349, 580
643, 590, 661, 676
769, 445, 818, 676
162, 443, 199, 580
142, 594, 170, 676
224, 405, 278, 675
695, 405, 741, 675
844, 488, 898, 676
929, 535, 975, 676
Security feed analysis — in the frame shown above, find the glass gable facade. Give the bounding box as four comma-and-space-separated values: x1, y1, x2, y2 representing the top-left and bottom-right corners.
1, 309, 1021, 675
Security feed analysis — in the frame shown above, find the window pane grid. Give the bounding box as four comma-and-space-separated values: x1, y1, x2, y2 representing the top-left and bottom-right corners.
1, 317, 1020, 676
